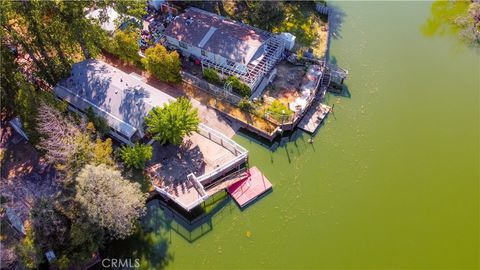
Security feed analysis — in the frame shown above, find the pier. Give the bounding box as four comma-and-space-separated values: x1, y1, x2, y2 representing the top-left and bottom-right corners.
227, 166, 272, 208
297, 101, 331, 134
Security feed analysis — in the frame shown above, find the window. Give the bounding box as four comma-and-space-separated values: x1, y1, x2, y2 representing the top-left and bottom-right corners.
226, 60, 235, 67
179, 41, 188, 49
201, 50, 207, 57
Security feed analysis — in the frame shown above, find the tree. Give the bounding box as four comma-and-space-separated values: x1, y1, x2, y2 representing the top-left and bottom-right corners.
142, 44, 182, 83
115, 0, 148, 20
455, 2, 480, 46
0, 41, 21, 117
53, 0, 109, 60
15, 80, 40, 144
247, 1, 285, 31
119, 143, 153, 169
75, 164, 147, 239
145, 98, 200, 145
86, 106, 110, 137
30, 198, 69, 251
37, 102, 86, 169
422, 0, 480, 48
92, 138, 114, 166
108, 30, 141, 65
16, 225, 43, 269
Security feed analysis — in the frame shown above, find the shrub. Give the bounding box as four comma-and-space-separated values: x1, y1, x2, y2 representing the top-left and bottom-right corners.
238, 97, 254, 112
227, 76, 251, 97
267, 100, 292, 122
203, 68, 221, 84
118, 143, 153, 169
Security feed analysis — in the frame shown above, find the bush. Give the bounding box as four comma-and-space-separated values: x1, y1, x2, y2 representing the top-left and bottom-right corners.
238, 97, 254, 112
203, 68, 221, 84
118, 143, 153, 169
227, 76, 251, 97
267, 100, 292, 122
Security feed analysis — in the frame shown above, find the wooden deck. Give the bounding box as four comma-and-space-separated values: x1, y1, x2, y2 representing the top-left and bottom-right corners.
227, 166, 272, 208
297, 100, 331, 134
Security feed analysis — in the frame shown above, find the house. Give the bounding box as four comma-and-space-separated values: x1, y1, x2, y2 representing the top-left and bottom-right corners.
163, 7, 285, 94
54, 59, 175, 145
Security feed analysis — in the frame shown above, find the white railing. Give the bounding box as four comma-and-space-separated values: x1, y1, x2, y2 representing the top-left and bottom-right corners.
154, 184, 209, 212
152, 124, 248, 211
195, 123, 248, 183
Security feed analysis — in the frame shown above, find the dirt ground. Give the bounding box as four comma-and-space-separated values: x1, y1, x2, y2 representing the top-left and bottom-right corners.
0, 124, 61, 268
266, 62, 307, 105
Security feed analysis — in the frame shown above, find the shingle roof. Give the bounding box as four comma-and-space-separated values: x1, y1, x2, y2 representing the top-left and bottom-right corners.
55, 60, 175, 139
164, 8, 270, 64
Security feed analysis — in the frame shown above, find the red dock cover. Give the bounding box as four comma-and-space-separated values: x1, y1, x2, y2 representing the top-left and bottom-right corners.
227, 166, 272, 208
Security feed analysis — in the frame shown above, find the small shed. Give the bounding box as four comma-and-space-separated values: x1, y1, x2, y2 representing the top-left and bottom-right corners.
278, 32, 296, 51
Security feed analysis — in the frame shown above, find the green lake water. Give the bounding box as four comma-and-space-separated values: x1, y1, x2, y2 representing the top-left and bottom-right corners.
105, 2, 479, 269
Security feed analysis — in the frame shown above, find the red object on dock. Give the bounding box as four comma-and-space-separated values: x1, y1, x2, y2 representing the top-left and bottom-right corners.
227, 166, 272, 208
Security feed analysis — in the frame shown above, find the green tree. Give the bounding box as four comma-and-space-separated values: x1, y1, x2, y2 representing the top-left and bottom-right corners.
15, 81, 40, 144
54, 0, 109, 59
16, 225, 43, 269
142, 44, 182, 83
92, 138, 114, 166
115, 0, 148, 20
86, 106, 110, 137
0, 41, 21, 117
119, 143, 153, 169
145, 98, 200, 145
75, 164, 147, 239
108, 30, 141, 65
247, 1, 285, 31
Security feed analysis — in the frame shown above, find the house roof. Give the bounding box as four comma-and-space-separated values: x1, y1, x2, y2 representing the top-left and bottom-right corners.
54, 60, 175, 138
164, 7, 270, 64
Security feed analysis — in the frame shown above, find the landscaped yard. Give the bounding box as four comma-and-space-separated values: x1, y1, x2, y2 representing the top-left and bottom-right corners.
272, 2, 329, 58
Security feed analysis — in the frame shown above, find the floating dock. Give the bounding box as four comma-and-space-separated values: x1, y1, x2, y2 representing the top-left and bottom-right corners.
297, 100, 331, 134
227, 166, 272, 208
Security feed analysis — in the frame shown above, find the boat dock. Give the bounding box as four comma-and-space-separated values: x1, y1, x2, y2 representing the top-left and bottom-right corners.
227, 166, 272, 208
297, 100, 331, 134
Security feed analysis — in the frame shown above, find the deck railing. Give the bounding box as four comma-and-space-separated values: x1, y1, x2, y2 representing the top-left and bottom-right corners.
195, 123, 248, 184
153, 123, 248, 211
